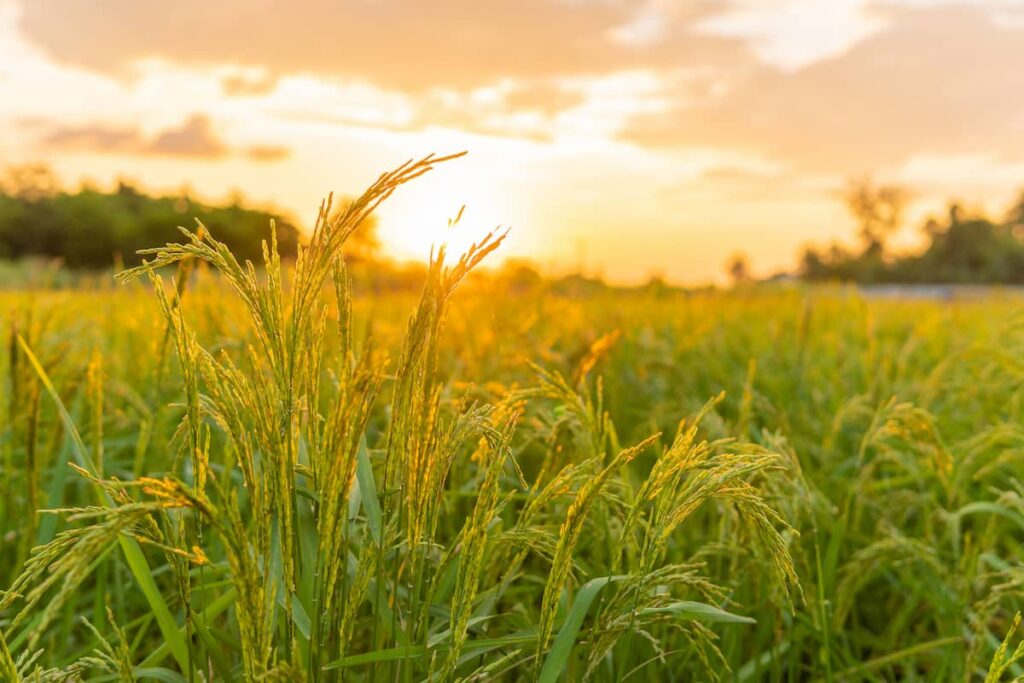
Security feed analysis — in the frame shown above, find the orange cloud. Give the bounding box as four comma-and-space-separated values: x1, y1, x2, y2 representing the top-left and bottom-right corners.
9, 0, 1024, 284
221, 72, 278, 97
42, 114, 226, 158
15, 0, 744, 91
622, 6, 1024, 172
42, 124, 143, 154
40, 114, 290, 162
147, 115, 227, 157
246, 144, 291, 162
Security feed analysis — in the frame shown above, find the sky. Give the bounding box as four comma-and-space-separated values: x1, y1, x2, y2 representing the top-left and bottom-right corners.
3, 0, 1024, 283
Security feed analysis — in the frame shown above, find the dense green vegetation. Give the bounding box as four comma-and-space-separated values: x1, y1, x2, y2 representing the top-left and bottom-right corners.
3, 157, 1024, 681
0, 165, 301, 268
800, 179, 1024, 284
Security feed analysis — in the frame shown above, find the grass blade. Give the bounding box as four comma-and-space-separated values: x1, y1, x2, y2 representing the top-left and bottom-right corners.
324, 632, 537, 670
16, 335, 190, 672
537, 575, 628, 683
637, 601, 756, 624
356, 436, 382, 544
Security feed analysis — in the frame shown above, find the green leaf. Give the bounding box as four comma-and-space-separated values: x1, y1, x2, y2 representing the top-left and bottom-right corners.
291, 593, 313, 639
117, 537, 190, 672
323, 632, 537, 670
326, 642, 429, 669
537, 575, 628, 683
0, 627, 19, 683
37, 430, 74, 545
17, 336, 190, 673
356, 436, 382, 543
428, 615, 498, 648
735, 640, 792, 683
833, 635, 963, 680
637, 601, 756, 624
17, 336, 97, 477
140, 588, 237, 669
134, 668, 190, 683
955, 501, 1024, 530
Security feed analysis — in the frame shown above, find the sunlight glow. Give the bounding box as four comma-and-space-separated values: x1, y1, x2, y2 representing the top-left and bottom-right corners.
375, 164, 515, 263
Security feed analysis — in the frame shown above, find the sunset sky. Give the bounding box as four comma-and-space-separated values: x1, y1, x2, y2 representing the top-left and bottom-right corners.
3, 0, 1024, 283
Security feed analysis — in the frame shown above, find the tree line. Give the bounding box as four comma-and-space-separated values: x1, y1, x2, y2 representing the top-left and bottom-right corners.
0, 165, 301, 268
7, 164, 1024, 285
799, 179, 1024, 284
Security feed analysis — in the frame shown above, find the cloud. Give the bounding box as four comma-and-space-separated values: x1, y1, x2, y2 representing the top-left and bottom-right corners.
40, 114, 289, 161
10, 0, 1024, 284
608, 10, 670, 48
697, 0, 887, 70
503, 82, 588, 118
14, 0, 1024, 174
43, 123, 143, 153
147, 115, 226, 157
679, 165, 816, 203
410, 74, 666, 141
221, 71, 278, 97
246, 144, 291, 162
622, 5, 1024, 172
14, 0, 745, 91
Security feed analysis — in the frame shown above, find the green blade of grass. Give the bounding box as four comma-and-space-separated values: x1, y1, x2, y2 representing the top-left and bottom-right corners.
36, 429, 74, 545
736, 640, 792, 683
954, 501, 1024, 530
140, 588, 237, 670
323, 631, 537, 670
17, 335, 190, 672
133, 668, 190, 683
636, 601, 756, 624
0, 627, 19, 683
537, 575, 628, 683
829, 635, 963, 681
268, 518, 313, 640
356, 436, 382, 544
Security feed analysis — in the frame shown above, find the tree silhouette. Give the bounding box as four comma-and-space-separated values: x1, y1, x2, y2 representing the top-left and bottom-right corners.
844, 177, 908, 255
0, 165, 300, 267
726, 252, 750, 285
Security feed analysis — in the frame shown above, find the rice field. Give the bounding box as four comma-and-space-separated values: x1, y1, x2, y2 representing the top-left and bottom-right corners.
3, 156, 1024, 681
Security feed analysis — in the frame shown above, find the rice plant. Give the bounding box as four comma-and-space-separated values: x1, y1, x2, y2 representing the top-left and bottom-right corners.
3, 155, 1024, 680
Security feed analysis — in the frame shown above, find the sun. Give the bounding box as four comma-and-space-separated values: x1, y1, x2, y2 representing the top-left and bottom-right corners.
373, 163, 513, 263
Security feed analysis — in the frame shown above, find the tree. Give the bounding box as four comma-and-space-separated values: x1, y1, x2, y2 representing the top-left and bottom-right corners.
844, 177, 908, 256
0, 165, 301, 268
802, 187, 1024, 285
2, 164, 59, 200
726, 252, 751, 285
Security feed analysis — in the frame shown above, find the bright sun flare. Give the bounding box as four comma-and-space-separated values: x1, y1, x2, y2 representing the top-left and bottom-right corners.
375, 165, 513, 263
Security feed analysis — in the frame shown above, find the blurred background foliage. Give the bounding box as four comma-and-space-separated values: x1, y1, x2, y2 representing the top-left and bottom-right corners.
799, 178, 1024, 284
6, 164, 1024, 288
0, 164, 302, 269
